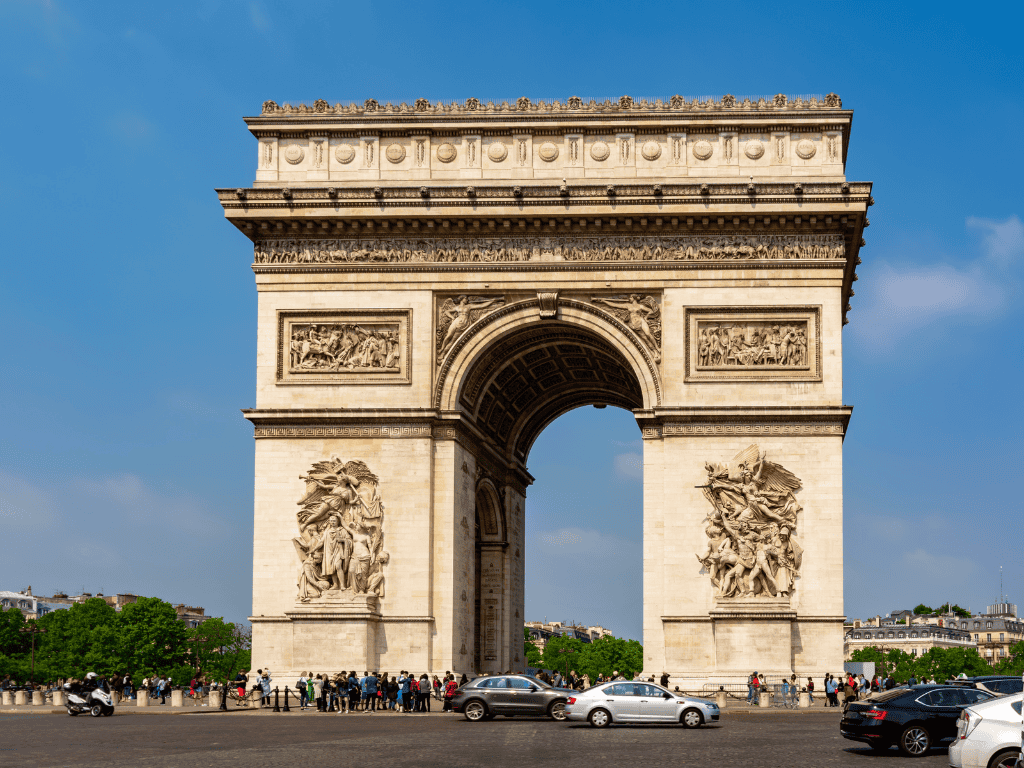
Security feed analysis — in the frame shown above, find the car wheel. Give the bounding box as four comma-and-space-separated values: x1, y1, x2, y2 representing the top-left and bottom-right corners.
67, 707, 78, 716
589, 708, 611, 728
548, 701, 567, 721
898, 725, 930, 757
463, 700, 487, 722
680, 708, 703, 728
90, 704, 103, 717
989, 749, 1020, 768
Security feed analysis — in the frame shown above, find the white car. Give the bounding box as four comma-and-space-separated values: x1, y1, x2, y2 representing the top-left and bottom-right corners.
949, 691, 1022, 768
563, 681, 719, 728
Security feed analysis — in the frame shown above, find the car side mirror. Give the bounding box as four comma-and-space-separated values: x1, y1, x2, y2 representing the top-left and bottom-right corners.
529, 685, 537, 691
664, 692, 672, 699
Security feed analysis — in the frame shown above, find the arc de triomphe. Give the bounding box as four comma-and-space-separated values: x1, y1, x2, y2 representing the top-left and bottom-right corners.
218, 93, 869, 686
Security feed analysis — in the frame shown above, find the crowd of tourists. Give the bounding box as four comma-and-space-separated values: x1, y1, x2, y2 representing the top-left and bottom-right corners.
745, 670, 946, 707
229, 670, 467, 712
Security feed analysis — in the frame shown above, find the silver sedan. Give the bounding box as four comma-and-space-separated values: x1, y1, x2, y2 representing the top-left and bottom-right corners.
564, 682, 720, 728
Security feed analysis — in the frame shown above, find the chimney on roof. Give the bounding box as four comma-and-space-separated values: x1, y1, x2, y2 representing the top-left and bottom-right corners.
25, 586, 32, 596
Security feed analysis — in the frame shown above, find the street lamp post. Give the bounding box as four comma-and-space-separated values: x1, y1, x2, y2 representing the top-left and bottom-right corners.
557, 648, 577, 685
19, 624, 47, 687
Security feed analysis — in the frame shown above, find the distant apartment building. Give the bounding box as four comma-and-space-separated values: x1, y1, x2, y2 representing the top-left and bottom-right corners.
954, 603, 1022, 665
845, 609, 975, 659
1, 587, 208, 627
525, 621, 614, 651
844, 603, 1024, 662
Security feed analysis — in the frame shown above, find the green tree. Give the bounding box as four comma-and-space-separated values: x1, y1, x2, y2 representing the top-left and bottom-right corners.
115, 597, 188, 678
523, 628, 542, 669
34, 598, 119, 680
0, 607, 28, 655
994, 641, 1024, 676
913, 604, 933, 616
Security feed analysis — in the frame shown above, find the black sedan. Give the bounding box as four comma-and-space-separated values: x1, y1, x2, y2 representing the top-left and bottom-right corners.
840, 685, 994, 756
450, 674, 574, 722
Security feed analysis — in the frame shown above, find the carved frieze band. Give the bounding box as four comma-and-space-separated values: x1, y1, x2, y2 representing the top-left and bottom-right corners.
255, 425, 432, 439
254, 234, 844, 266
642, 423, 845, 439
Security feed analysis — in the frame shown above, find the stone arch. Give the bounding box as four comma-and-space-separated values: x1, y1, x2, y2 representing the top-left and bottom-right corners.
474, 478, 506, 543
436, 297, 660, 460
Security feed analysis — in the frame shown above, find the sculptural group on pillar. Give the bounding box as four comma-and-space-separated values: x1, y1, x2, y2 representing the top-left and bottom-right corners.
697, 444, 804, 599
292, 458, 388, 602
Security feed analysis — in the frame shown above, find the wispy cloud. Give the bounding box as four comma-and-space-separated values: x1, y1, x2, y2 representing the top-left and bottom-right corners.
108, 111, 156, 143
853, 215, 1022, 350
537, 527, 637, 556
613, 452, 643, 480
249, 2, 271, 32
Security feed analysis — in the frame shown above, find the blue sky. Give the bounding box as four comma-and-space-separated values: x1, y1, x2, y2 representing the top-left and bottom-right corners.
1, 1, 1020, 642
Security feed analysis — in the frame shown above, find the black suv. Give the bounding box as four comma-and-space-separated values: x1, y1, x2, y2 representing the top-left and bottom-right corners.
840, 685, 994, 756
945, 675, 1024, 696
450, 674, 574, 722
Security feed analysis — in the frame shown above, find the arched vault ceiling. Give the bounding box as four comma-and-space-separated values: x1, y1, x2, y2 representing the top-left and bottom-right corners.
458, 323, 643, 461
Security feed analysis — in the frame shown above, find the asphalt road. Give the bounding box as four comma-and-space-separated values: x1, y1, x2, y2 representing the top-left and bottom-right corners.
1, 709, 955, 767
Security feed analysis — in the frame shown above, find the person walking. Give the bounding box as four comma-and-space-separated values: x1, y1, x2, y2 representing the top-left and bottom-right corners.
806, 677, 815, 705
297, 672, 309, 710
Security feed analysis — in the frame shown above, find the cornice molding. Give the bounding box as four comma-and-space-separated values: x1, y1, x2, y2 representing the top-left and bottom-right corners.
252, 93, 845, 120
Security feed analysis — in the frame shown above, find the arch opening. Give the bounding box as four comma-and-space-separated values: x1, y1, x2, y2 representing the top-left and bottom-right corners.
456, 320, 646, 463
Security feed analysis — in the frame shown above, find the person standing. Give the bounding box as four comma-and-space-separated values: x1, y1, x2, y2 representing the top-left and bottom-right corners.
348, 671, 361, 712
806, 677, 814, 705
298, 672, 309, 710
418, 674, 431, 712
361, 671, 377, 712
260, 671, 272, 708
443, 675, 457, 711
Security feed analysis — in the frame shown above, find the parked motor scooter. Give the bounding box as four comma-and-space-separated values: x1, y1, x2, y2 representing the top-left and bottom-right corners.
65, 673, 114, 717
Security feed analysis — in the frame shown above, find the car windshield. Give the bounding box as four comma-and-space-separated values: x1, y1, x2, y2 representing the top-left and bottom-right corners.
522, 676, 551, 688
863, 688, 910, 703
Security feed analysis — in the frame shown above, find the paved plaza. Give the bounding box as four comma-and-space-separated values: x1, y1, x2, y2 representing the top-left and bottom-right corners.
2, 709, 953, 767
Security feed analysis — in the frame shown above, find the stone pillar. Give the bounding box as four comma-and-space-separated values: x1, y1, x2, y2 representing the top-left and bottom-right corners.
170, 689, 184, 707
53, 691, 64, 706
799, 690, 810, 708
137, 690, 149, 707
110, 691, 119, 705
32, 690, 44, 705
759, 689, 771, 708
2, 690, 13, 705
209, 689, 222, 708
15, 690, 27, 705
715, 690, 727, 710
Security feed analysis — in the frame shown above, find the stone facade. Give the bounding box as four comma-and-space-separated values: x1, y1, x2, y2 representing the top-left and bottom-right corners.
219, 92, 868, 686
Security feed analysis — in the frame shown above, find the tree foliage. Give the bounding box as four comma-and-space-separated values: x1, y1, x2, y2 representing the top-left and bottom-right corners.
527, 632, 644, 681
912, 603, 970, 618
0, 598, 246, 684
850, 645, 995, 681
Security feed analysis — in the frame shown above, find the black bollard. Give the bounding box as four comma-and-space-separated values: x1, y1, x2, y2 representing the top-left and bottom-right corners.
220, 681, 227, 711
283, 686, 290, 712
273, 686, 280, 712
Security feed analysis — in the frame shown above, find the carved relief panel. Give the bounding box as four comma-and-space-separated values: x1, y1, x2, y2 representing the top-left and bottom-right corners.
697, 444, 803, 601
294, 457, 388, 603
685, 307, 821, 382
435, 295, 507, 363
277, 310, 411, 384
